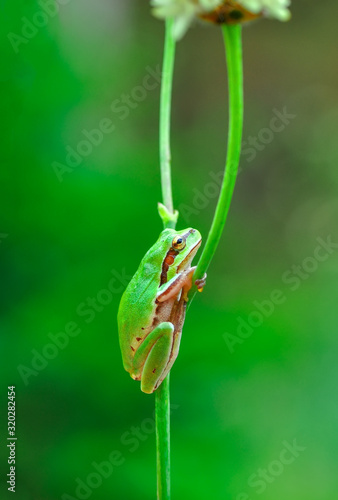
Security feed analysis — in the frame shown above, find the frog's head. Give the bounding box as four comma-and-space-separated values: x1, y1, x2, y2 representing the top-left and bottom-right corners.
160, 227, 202, 272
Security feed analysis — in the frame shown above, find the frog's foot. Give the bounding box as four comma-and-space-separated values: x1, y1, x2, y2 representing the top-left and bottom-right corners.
195, 273, 207, 292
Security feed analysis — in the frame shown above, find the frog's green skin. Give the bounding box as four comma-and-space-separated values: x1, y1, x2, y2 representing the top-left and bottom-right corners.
118, 228, 204, 394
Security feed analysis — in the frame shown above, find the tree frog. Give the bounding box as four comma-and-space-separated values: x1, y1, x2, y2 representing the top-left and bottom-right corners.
118, 227, 206, 394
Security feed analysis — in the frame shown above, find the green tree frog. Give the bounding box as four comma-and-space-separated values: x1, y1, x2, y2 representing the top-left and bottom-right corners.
118, 228, 206, 394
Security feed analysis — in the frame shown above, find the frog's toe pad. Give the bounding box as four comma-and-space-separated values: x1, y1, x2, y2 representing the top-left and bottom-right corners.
195, 273, 207, 292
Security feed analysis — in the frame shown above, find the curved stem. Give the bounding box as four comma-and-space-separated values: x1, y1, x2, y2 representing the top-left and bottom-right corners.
156, 18, 176, 500
193, 24, 243, 288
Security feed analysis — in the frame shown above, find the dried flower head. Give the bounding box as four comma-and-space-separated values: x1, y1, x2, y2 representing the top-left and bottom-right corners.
151, 0, 291, 38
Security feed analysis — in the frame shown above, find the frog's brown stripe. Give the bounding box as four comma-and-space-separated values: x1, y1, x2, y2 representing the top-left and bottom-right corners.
159, 229, 197, 285
160, 249, 178, 286
150, 249, 178, 330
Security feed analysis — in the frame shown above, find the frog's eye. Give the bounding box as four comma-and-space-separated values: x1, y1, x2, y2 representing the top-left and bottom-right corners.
172, 236, 186, 251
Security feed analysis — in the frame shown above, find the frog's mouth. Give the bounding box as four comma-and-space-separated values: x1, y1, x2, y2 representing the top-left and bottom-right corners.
177, 236, 202, 272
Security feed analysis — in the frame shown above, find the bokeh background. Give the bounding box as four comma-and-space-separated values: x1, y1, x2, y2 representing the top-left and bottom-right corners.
1, 1, 338, 499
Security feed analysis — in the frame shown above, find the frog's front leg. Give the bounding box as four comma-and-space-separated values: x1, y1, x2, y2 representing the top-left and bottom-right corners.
156, 267, 196, 303
157, 267, 207, 303
132, 322, 174, 394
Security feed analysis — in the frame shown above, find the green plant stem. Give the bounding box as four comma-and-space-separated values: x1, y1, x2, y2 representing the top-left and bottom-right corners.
159, 18, 176, 221
156, 18, 176, 500
155, 374, 170, 500
192, 24, 243, 293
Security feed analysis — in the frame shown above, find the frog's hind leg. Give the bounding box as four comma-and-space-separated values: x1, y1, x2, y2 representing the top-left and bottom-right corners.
132, 322, 174, 394
152, 294, 186, 391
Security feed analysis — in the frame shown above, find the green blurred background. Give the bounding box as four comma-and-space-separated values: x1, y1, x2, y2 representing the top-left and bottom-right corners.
1, 1, 338, 499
